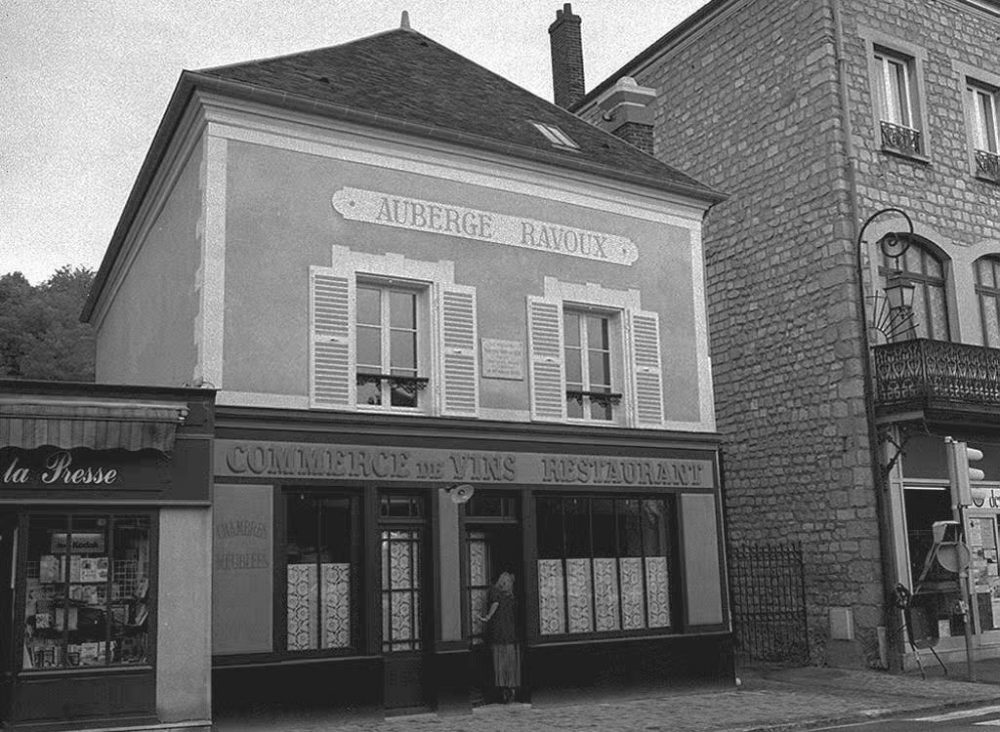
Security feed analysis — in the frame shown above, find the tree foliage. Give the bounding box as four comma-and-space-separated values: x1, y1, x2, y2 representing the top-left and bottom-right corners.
0, 266, 95, 382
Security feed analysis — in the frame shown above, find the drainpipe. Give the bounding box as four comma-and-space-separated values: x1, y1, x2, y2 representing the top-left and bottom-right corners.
829, 0, 899, 670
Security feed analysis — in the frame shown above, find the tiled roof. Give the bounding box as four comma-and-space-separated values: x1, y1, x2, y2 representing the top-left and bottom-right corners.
194, 27, 721, 201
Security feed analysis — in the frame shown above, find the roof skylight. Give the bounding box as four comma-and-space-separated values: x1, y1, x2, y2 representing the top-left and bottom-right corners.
531, 121, 580, 149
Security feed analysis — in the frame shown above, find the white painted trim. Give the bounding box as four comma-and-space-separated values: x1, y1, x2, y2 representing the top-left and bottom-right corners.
330, 245, 454, 283
216, 390, 310, 409
477, 407, 531, 422
689, 226, 716, 431
194, 92, 707, 225
197, 133, 228, 389
543, 277, 641, 310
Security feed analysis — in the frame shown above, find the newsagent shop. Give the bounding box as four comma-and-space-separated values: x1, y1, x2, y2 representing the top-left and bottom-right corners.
0, 380, 214, 731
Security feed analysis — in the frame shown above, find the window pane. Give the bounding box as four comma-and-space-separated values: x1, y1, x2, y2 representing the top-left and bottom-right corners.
890, 60, 910, 126
357, 287, 381, 326
618, 499, 643, 556
589, 396, 613, 422
564, 497, 590, 557
26, 515, 69, 669
563, 312, 580, 347
389, 380, 418, 408
356, 326, 381, 371
591, 499, 615, 557
536, 498, 563, 559
925, 285, 949, 341
357, 377, 381, 406
389, 291, 416, 329
642, 500, 667, 557
588, 351, 610, 389
982, 295, 1000, 348
586, 316, 608, 350
564, 348, 582, 385
110, 516, 151, 665
390, 330, 417, 372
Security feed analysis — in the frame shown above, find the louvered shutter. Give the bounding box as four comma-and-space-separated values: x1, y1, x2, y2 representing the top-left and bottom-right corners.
439, 284, 479, 417
628, 309, 665, 427
527, 296, 566, 422
310, 268, 354, 409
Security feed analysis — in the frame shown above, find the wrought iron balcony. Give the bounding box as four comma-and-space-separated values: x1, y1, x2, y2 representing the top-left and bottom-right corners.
976, 149, 1000, 182
880, 120, 922, 157
873, 339, 1000, 417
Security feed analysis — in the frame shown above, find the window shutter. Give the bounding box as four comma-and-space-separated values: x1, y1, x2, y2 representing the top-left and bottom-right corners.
527, 296, 566, 422
310, 268, 353, 409
628, 309, 664, 427
439, 284, 479, 417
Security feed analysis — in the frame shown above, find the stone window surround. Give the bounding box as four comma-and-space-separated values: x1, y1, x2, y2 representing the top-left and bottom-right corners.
858, 27, 931, 163
953, 60, 1000, 183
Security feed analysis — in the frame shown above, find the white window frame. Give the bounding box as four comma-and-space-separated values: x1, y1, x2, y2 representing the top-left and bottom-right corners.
527, 278, 664, 429
309, 246, 479, 417
969, 81, 1000, 154
355, 278, 428, 413
874, 49, 916, 128
562, 305, 623, 425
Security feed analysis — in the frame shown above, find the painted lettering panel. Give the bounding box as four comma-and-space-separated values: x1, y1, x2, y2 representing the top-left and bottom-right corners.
212, 483, 273, 654
215, 440, 716, 489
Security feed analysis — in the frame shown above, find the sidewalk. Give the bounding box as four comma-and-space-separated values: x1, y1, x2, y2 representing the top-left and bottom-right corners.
213, 662, 1000, 732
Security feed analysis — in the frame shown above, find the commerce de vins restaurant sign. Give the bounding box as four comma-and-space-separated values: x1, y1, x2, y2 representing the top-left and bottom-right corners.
216, 440, 715, 489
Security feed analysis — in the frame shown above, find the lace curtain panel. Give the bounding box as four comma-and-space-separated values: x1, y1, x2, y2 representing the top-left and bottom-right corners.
287, 563, 351, 650
538, 556, 670, 635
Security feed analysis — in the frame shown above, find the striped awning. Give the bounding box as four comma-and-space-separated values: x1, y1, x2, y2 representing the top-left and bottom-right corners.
0, 401, 188, 452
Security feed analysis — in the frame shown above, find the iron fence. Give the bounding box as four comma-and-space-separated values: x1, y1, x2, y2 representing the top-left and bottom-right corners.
729, 541, 809, 666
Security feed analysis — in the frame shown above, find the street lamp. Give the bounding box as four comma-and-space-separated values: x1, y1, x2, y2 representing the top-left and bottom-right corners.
856, 209, 917, 343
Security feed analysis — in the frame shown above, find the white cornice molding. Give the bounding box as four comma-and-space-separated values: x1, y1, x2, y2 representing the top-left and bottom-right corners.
193, 91, 708, 226
942, 0, 1000, 18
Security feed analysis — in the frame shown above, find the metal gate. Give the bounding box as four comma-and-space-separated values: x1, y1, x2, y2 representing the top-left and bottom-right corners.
730, 541, 809, 665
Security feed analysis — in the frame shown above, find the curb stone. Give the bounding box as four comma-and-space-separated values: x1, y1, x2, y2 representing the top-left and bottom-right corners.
721, 696, 1000, 732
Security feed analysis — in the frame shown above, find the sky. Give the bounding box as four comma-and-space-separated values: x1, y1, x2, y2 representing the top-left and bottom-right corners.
1, 0, 711, 284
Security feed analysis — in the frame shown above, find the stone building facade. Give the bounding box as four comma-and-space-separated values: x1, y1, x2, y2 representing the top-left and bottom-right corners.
569, 0, 1000, 667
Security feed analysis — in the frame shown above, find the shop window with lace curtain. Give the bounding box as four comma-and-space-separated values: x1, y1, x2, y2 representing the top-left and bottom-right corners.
536, 496, 675, 636
284, 494, 360, 653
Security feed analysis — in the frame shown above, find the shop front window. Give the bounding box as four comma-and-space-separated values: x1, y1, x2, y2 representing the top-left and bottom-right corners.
23, 514, 152, 670
536, 496, 674, 636
285, 494, 360, 652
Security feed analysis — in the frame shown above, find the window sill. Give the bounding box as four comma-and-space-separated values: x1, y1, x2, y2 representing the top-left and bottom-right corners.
975, 172, 1000, 185
880, 145, 931, 165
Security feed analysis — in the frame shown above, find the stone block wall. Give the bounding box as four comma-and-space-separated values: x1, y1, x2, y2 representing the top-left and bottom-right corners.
839, 0, 1000, 252
581, 0, 884, 664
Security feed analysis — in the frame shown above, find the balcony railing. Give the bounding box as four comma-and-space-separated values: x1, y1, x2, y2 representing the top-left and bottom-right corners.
976, 149, 1000, 182
873, 339, 1000, 410
880, 120, 922, 157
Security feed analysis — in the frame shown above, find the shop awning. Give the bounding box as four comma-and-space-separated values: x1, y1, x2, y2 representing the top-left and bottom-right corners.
0, 400, 189, 452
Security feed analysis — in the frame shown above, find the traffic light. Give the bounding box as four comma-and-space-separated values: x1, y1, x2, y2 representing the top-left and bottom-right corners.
946, 437, 985, 507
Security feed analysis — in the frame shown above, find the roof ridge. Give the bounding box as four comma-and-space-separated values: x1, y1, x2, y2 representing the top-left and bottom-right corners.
194, 26, 421, 75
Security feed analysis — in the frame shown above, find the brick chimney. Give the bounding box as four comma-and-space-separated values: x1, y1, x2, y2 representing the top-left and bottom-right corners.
549, 3, 585, 109
595, 77, 657, 155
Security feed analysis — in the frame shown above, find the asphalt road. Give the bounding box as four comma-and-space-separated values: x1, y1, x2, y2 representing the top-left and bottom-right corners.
812, 703, 1000, 730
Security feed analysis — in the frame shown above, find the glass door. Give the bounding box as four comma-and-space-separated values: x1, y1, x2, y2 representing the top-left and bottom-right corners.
379, 494, 427, 711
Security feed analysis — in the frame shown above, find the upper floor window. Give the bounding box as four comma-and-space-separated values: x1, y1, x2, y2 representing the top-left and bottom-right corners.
873, 47, 922, 156
527, 280, 664, 428
356, 284, 425, 409
975, 256, 1000, 348
968, 80, 1000, 181
563, 309, 619, 422
310, 248, 478, 417
880, 239, 949, 341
